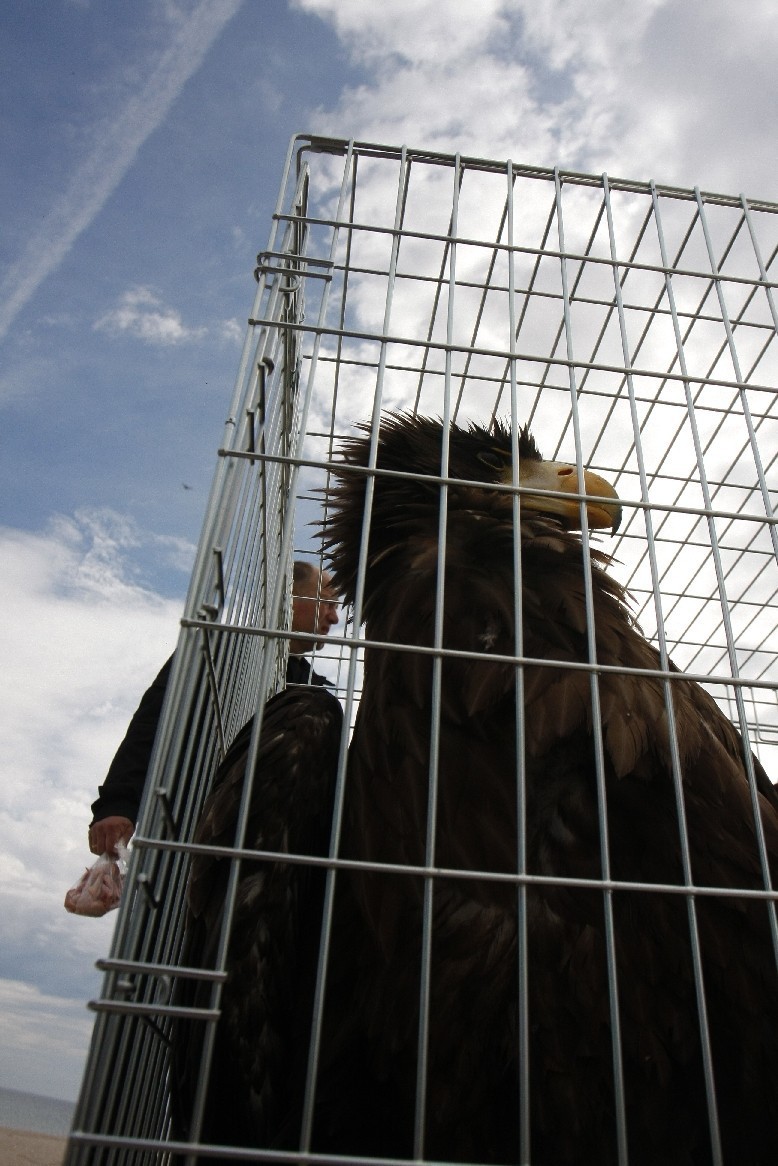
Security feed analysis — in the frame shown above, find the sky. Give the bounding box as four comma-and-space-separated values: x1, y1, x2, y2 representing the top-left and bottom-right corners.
1, 0, 777, 1104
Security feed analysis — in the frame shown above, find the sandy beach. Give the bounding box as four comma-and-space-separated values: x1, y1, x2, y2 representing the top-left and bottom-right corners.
0, 1128, 66, 1166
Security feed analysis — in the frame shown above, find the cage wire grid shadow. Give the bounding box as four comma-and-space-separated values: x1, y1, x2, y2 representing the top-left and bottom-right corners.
66, 135, 778, 1166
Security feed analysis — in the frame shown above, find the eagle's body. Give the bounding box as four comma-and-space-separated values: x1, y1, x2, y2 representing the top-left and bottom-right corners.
175, 416, 778, 1165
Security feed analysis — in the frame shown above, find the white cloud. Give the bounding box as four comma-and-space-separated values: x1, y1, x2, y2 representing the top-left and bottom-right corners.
218, 317, 245, 345
295, 0, 778, 199
0, 0, 245, 341
0, 511, 184, 795
514, 0, 665, 73
0, 981, 94, 1100
94, 285, 205, 345
0, 512, 184, 1098
296, 0, 511, 66
93, 290, 246, 347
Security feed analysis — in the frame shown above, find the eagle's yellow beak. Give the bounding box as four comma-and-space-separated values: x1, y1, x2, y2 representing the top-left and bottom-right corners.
515, 459, 622, 533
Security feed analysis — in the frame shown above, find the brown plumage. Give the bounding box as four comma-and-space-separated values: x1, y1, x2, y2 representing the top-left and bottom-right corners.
175, 414, 778, 1165
316, 414, 778, 1164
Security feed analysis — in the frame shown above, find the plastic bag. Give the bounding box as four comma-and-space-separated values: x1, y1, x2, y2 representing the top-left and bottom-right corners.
64, 843, 129, 917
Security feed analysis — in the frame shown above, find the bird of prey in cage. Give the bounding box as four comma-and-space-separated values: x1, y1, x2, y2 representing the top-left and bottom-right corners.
174, 414, 778, 1166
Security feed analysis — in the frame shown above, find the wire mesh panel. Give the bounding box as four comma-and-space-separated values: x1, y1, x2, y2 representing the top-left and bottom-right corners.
65, 146, 317, 1164
67, 136, 778, 1166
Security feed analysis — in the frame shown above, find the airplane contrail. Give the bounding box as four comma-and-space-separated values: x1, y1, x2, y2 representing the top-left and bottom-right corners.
0, 0, 244, 341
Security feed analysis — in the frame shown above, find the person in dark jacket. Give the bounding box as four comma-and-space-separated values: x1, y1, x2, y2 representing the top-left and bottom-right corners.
88, 562, 339, 856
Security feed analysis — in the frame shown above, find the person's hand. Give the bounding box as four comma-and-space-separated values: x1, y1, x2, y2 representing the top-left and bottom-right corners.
88, 816, 134, 857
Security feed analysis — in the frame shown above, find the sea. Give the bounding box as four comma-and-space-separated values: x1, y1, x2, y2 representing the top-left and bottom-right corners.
0, 1086, 75, 1136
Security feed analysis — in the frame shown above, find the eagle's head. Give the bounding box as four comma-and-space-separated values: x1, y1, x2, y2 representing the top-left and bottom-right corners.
431, 417, 621, 534
322, 414, 621, 608
328, 412, 621, 528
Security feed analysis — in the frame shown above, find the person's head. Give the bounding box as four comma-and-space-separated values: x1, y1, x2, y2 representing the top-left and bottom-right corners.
290, 561, 339, 654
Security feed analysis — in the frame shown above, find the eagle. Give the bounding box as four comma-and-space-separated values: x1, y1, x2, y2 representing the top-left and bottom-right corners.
173, 414, 778, 1166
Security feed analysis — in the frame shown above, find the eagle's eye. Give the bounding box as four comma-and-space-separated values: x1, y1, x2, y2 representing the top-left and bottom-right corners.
477, 448, 508, 472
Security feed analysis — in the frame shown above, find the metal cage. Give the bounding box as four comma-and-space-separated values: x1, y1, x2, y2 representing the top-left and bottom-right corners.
66, 135, 778, 1165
